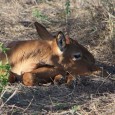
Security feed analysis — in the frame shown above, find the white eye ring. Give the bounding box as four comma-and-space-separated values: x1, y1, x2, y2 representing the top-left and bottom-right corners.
72, 52, 82, 61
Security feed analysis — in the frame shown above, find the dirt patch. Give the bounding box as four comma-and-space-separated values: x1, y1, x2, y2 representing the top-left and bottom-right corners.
1, 77, 115, 114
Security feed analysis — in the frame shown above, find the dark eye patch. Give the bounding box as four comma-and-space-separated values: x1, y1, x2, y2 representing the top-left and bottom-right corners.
72, 52, 82, 61
74, 54, 81, 59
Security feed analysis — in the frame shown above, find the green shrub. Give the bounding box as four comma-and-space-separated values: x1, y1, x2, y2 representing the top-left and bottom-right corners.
0, 42, 11, 92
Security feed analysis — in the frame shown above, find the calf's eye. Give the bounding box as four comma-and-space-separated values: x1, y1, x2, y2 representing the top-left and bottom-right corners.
72, 52, 82, 61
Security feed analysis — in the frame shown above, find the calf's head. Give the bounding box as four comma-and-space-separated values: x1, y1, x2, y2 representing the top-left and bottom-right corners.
51, 31, 98, 76
35, 22, 100, 76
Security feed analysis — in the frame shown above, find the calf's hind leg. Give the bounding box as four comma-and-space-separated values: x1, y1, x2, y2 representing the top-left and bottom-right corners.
22, 66, 66, 86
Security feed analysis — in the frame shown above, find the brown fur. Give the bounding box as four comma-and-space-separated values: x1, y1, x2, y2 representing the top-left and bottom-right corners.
0, 22, 101, 86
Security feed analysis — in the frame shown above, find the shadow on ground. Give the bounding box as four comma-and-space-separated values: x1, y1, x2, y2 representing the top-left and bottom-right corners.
2, 73, 115, 114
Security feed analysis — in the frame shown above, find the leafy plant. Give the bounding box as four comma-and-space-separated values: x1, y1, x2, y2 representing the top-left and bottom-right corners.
32, 9, 48, 21
65, 0, 71, 35
70, 105, 81, 115
65, 0, 71, 17
0, 42, 11, 92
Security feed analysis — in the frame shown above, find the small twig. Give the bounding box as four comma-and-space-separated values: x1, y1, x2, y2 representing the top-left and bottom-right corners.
8, 104, 25, 111
96, 72, 111, 93
49, 95, 54, 106
23, 96, 34, 113
49, 95, 54, 112
0, 88, 18, 108
0, 88, 7, 99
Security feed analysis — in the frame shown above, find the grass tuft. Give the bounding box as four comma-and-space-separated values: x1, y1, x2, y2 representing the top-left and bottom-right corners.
0, 42, 11, 92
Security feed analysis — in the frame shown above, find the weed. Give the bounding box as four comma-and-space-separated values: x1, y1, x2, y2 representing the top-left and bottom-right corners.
70, 105, 81, 115
0, 42, 11, 92
32, 9, 48, 22
65, 0, 71, 35
65, 0, 71, 17
54, 103, 68, 110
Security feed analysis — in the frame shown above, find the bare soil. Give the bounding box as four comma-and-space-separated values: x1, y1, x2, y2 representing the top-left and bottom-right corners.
0, 0, 115, 115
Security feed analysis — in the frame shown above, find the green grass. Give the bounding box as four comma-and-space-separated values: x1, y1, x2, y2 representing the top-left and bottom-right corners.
70, 105, 81, 115
32, 9, 48, 22
65, 0, 71, 35
0, 42, 11, 92
65, 0, 71, 17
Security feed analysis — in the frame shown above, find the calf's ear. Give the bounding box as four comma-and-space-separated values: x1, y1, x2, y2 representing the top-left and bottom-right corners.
56, 31, 67, 52
34, 22, 53, 40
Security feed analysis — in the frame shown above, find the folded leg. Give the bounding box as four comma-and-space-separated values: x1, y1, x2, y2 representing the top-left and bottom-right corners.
22, 66, 66, 86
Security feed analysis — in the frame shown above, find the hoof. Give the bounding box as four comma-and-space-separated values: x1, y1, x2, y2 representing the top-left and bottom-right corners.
66, 79, 76, 89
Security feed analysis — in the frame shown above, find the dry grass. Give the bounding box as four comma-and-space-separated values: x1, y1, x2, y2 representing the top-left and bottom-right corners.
0, 0, 115, 114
